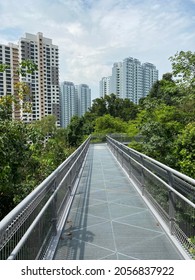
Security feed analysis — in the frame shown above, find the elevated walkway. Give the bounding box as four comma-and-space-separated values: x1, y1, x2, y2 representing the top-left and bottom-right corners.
54, 144, 184, 260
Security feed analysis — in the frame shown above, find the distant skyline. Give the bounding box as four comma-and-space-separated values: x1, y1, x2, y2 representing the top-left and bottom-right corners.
1, 0, 195, 100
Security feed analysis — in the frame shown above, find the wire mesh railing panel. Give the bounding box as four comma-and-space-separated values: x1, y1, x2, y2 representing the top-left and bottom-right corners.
14, 200, 55, 260
144, 171, 169, 224
131, 159, 142, 190
174, 194, 195, 253
56, 179, 70, 217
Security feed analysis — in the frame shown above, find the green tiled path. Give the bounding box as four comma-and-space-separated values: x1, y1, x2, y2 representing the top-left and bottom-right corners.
54, 144, 183, 260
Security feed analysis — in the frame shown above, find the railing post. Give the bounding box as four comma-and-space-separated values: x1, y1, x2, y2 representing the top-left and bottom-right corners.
117, 147, 119, 160
51, 178, 57, 236
121, 151, 123, 167
167, 171, 176, 235
140, 155, 145, 196
128, 156, 132, 178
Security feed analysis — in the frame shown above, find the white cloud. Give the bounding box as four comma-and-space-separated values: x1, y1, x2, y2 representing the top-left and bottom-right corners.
1, 0, 195, 99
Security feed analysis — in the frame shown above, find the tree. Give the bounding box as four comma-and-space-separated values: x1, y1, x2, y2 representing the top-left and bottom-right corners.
0, 116, 75, 219
30, 115, 57, 138
174, 122, 195, 178
89, 97, 107, 117
0, 120, 41, 218
169, 51, 195, 87
82, 111, 95, 135
94, 114, 128, 134
144, 72, 181, 106
0, 59, 38, 120
66, 116, 85, 147
131, 103, 183, 166
89, 94, 138, 121
0, 95, 13, 120
119, 98, 138, 121
17, 59, 38, 77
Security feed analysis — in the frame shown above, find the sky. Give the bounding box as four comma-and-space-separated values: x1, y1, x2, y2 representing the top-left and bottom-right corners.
0, 0, 195, 100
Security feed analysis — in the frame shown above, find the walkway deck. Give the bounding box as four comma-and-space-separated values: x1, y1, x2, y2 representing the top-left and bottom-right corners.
54, 144, 184, 260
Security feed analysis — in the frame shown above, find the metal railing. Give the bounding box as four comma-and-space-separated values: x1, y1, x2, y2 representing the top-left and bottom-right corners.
107, 136, 195, 259
0, 136, 91, 260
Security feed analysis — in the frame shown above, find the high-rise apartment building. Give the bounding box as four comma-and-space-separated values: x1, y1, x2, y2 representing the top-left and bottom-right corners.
19, 32, 60, 125
99, 76, 111, 98
60, 82, 91, 128
142, 62, 159, 98
122, 57, 144, 103
76, 84, 91, 117
110, 62, 123, 98
0, 43, 20, 119
100, 57, 158, 104
60, 81, 78, 128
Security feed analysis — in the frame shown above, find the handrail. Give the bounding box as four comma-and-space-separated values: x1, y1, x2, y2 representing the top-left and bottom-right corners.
0, 136, 91, 260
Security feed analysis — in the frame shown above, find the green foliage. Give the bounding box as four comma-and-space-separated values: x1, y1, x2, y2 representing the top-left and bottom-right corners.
17, 59, 38, 77
188, 236, 195, 256
94, 114, 128, 134
134, 103, 186, 166
127, 120, 139, 137
0, 60, 38, 120
89, 97, 106, 117
144, 73, 181, 106
0, 116, 73, 219
128, 140, 143, 152
30, 115, 57, 137
91, 133, 107, 143
89, 93, 138, 121
169, 50, 195, 87
174, 122, 195, 177
0, 95, 13, 120
66, 116, 86, 147
0, 64, 10, 72
81, 111, 95, 135
0, 120, 37, 218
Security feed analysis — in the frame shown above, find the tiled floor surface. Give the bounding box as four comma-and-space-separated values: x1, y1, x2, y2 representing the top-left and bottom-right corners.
54, 144, 183, 260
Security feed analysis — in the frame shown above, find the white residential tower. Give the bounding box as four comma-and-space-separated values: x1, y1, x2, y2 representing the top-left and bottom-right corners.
100, 57, 158, 104
19, 32, 60, 125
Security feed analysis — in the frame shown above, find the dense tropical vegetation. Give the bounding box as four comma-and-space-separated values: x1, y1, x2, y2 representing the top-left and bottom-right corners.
0, 51, 195, 220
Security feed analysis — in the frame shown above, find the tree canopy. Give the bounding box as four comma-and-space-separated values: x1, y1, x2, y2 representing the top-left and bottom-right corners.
89, 93, 138, 121
169, 50, 195, 87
